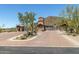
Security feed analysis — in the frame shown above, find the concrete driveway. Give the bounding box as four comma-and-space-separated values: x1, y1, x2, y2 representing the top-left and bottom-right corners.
0, 32, 24, 40
0, 30, 75, 47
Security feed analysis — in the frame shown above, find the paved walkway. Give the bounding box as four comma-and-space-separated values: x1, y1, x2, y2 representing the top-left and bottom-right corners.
0, 30, 75, 47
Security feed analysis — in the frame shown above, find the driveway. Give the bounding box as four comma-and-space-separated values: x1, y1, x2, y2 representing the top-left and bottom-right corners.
0, 32, 24, 40
0, 30, 75, 47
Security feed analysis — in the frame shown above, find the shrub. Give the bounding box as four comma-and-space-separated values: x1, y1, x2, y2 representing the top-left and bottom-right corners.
72, 33, 77, 36
20, 36, 27, 40
0, 28, 2, 33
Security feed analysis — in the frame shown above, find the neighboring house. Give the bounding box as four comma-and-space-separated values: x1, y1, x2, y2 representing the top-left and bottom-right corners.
37, 17, 44, 31
38, 17, 56, 30
37, 17, 44, 27
37, 16, 59, 30
16, 25, 24, 32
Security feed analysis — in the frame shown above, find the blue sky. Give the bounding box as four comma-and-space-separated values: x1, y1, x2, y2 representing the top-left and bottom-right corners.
0, 4, 78, 28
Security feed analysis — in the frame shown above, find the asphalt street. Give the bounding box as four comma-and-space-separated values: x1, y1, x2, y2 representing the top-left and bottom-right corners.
0, 46, 79, 54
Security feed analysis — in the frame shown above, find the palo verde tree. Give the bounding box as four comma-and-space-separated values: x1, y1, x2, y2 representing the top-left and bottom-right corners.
28, 12, 36, 33
18, 12, 36, 35
59, 5, 79, 34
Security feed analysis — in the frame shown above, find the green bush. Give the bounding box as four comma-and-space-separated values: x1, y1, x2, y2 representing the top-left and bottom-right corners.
20, 36, 27, 40
75, 28, 79, 34
0, 28, 2, 33
72, 33, 77, 36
